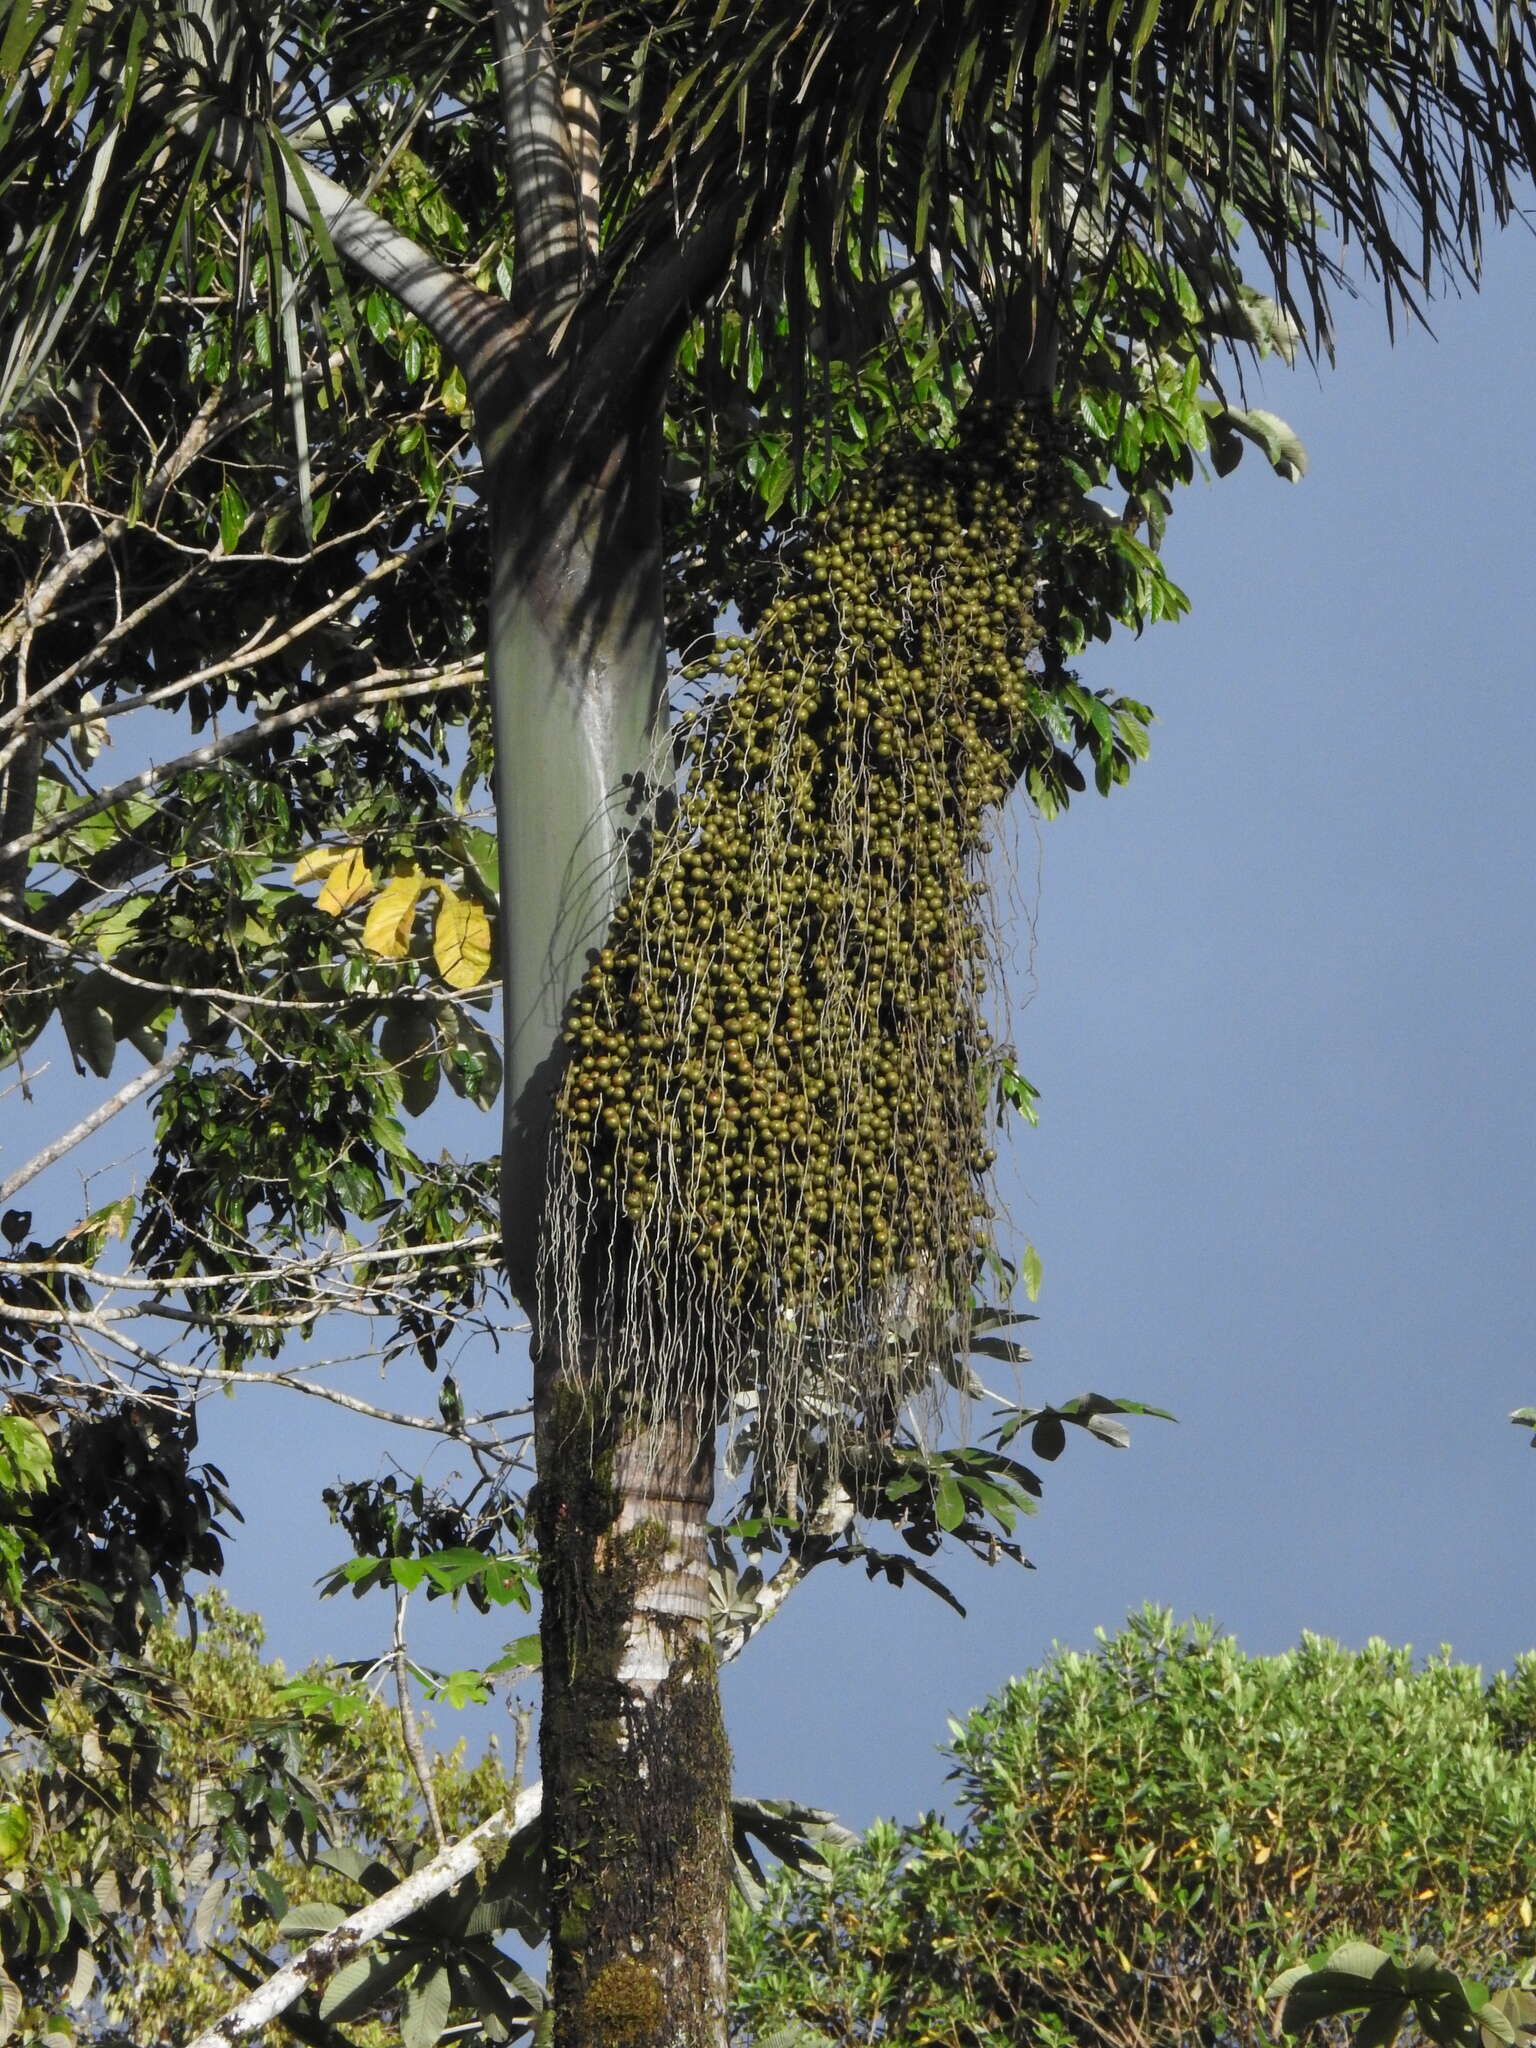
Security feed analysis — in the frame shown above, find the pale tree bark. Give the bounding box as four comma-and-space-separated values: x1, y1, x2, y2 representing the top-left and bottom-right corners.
183, 1795, 542, 2048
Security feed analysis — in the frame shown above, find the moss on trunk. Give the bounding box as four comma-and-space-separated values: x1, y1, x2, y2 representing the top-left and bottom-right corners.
534, 1373, 732, 2048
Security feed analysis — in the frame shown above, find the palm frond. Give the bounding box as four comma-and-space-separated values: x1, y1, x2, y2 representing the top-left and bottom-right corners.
586, 0, 1536, 404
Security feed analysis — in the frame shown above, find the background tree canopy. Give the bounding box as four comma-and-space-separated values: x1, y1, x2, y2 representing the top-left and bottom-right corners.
13, 1604, 1536, 2048
735, 1610, 1536, 2048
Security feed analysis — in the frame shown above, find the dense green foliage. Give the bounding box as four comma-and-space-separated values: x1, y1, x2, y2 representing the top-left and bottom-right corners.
735, 1610, 1536, 2048
0, 1595, 526, 2048
22, 1604, 1536, 2048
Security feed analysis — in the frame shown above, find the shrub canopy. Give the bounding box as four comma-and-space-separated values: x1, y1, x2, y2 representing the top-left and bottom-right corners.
734, 1608, 1536, 2048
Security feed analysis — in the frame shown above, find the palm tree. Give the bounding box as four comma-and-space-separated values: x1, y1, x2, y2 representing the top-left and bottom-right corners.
4, 4, 1535, 2045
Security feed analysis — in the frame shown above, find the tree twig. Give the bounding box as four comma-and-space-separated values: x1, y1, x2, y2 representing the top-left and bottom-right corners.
1, 665, 480, 866
0, 1044, 190, 1207
0, 1232, 505, 1293
0, 903, 495, 1014
710, 1482, 858, 1667
393, 1587, 448, 1848
0, 389, 228, 670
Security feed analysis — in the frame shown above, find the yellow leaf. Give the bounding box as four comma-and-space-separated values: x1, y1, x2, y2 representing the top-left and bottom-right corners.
1252, 1843, 1272, 1866
293, 845, 347, 885
316, 848, 374, 917
433, 886, 491, 989
1521, 1898, 1533, 1929
362, 872, 426, 959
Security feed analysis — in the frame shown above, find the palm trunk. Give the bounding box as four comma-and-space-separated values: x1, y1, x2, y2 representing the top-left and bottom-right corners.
485, 387, 666, 1306
482, 388, 731, 2048
533, 1364, 731, 2048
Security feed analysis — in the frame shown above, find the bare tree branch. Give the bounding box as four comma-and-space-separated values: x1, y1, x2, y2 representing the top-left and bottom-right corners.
0, 1044, 190, 1207
0, 664, 481, 868
0, 903, 495, 1015
183, 1791, 542, 2048
264, 150, 516, 383
710, 1482, 858, 1668
394, 1588, 448, 1849
0, 1233, 505, 1294
147, 1361, 530, 1461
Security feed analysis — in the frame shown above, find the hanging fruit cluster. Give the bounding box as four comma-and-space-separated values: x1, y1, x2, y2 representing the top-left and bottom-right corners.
545, 404, 1070, 1433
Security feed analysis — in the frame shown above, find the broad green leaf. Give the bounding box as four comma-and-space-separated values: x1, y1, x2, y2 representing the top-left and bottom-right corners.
1220, 406, 1309, 482
1352, 2000, 1413, 2048
277, 1900, 348, 1938
487, 1632, 543, 1672
379, 1005, 441, 1118
453, 826, 499, 897
0, 1415, 53, 1495
61, 991, 115, 1078
1329, 1945, 1398, 1982
0, 1973, 20, 2048
320, 1947, 417, 2022
971, 1335, 1033, 1364
934, 1473, 965, 1532
1478, 2007, 1519, 2048
218, 479, 248, 554
59, 1192, 137, 1264
1031, 1414, 1067, 1461
1267, 1967, 1315, 2003
82, 892, 153, 960
1021, 1242, 1043, 1301
402, 1964, 452, 2048
0, 1805, 30, 1867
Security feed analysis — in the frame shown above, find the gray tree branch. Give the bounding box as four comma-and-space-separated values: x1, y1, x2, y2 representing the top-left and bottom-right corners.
182, 1792, 542, 2048
0, 1044, 191, 1208
266, 150, 514, 382
0, 661, 479, 869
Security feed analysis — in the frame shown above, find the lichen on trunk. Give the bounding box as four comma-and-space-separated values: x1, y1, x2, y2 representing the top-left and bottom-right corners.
532, 1367, 731, 2048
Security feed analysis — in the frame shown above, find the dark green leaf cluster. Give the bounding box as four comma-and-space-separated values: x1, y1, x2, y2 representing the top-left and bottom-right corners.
0, 1595, 521, 2048
0, 1377, 234, 1727
1271, 1941, 1536, 2048
320, 1470, 534, 1618
595, 0, 1536, 435
711, 1369, 1168, 1629
0, 1597, 864, 2048
0, 138, 508, 1370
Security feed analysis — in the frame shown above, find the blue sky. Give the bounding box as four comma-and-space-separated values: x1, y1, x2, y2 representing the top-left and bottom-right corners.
9, 220, 1535, 1840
